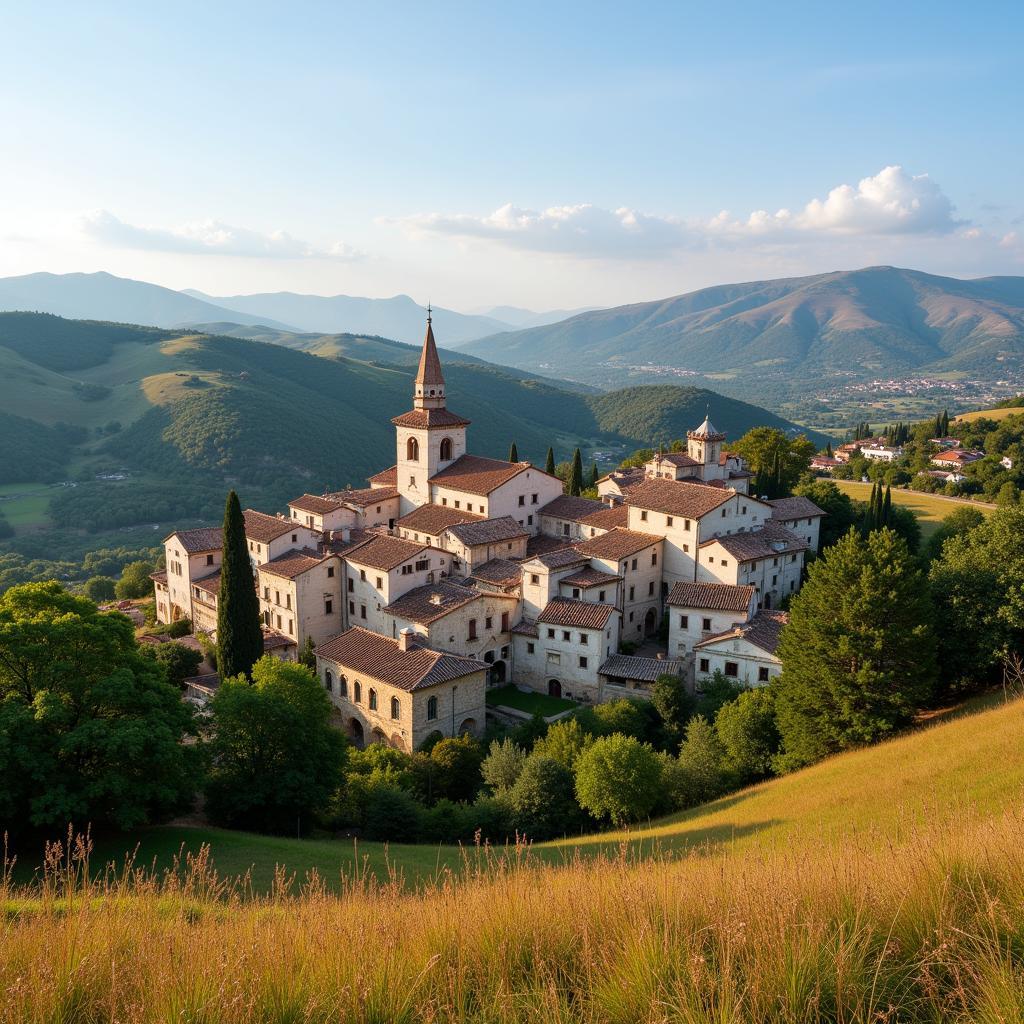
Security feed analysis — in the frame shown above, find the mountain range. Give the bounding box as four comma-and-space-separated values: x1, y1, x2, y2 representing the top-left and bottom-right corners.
460, 266, 1024, 390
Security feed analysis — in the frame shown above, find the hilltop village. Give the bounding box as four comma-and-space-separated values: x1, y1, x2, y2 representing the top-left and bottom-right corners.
153, 315, 824, 752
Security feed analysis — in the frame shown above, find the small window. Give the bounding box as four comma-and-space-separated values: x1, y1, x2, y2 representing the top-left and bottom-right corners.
598, 590, 606, 602
579, 633, 588, 645
206, 554, 214, 566
699, 657, 709, 673
640, 510, 648, 521
327, 565, 335, 578
368, 688, 378, 711
758, 666, 770, 683
648, 581, 654, 595
485, 616, 493, 630
724, 661, 739, 678
527, 515, 533, 526
531, 493, 538, 504
666, 515, 673, 527
572, 587, 580, 599
348, 578, 354, 592
702, 617, 712, 631
339, 675, 347, 697
679, 614, 689, 628
562, 630, 570, 641
629, 586, 635, 600
348, 600, 355, 614
501, 611, 509, 631
547, 628, 555, 638
530, 574, 540, 585
440, 437, 453, 461
324, 670, 333, 692
527, 642, 535, 654
360, 605, 367, 619
376, 576, 383, 589
579, 655, 588, 669
631, 558, 638, 571
291, 534, 297, 543
354, 681, 362, 703
468, 618, 477, 640
684, 519, 691, 530
360, 569, 366, 581
518, 495, 525, 506
325, 598, 333, 614
391, 696, 401, 720
427, 696, 438, 721
651, 553, 657, 566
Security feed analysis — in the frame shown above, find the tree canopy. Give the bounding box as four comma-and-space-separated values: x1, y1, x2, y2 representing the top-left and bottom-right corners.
732, 427, 816, 497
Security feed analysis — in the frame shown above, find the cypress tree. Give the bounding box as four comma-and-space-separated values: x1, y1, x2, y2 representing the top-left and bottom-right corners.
589, 461, 599, 489
941, 409, 949, 437
567, 448, 584, 497
508, 441, 519, 462
544, 447, 555, 476
882, 484, 892, 527
826, 442, 833, 458
864, 482, 878, 533
217, 490, 263, 681
933, 413, 942, 438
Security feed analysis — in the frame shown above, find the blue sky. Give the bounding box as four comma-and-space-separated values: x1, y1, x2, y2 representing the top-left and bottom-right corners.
1, 1, 1021, 309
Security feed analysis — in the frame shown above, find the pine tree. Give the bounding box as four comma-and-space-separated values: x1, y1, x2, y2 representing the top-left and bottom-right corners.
544, 447, 555, 476
567, 448, 584, 497
508, 441, 519, 462
774, 529, 936, 770
588, 461, 599, 489
217, 490, 263, 681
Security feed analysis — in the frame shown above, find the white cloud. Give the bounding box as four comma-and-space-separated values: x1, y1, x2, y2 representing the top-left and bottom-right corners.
79, 209, 364, 261
393, 165, 962, 260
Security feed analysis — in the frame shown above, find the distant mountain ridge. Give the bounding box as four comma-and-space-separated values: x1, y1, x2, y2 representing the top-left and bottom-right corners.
182, 289, 511, 345
460, 267, 1024, 389
0, 271, 297, 331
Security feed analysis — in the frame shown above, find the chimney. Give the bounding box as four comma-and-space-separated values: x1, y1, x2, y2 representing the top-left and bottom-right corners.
398, 627, 416, 652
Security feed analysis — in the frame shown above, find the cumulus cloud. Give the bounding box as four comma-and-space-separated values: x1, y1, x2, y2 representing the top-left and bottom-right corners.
80, 209, 363, 261
393, 165, 962, 260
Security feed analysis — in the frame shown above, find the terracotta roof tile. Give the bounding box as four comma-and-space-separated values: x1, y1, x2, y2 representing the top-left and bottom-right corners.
599, 654, 686, 683
651, 452, 699, 468
391, 408, 472, 429
343, 534, 427, 571
470, 558, 523, 587
447, 515, 528, 546
384, 580, 481, 624
428, 454, 539, 495
696, 610, 789, 655
288, 493, 345, 515
624, 478, 732, 518
244, 509, 303, 544
193, 570, 221, 596
667, 581, 756, 612
396, 504, 482, 536
700, 521, 807, 562
575, 528, 661, 561
526, 547, 589, 570
327, 486, 401, 508
538, 495, 604, 521
259, 548, 328, 580
767, 496, 826, 520
165, 526, 222, 553
368, 465, 397, 486
512, 620, 539, 637
560, 567, 622, 589
537, 597, 615, 630
578, 504, 629, 532
524, 534, 577, 559
316, 626, 485, 691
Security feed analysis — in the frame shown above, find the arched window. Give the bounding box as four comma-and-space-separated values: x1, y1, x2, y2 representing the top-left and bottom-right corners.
339, 674, 347, 697
390, 696, 400, 720
407, 437, 419, 462
324, 670, 333, 692
427, 695, 438, 721
440, 437, 453, 461
368, 688, 378, 711
354, 681, 362, 704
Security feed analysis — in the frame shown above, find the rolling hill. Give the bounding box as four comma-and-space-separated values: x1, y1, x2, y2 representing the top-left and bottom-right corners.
0, 271, 297, 330
0, 313, 821, 554
461, 266, 1024, 394
182, 288, 512, 344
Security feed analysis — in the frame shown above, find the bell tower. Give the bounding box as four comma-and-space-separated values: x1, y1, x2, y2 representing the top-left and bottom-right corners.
687, 412, 726, 480
391, 308, 470, 513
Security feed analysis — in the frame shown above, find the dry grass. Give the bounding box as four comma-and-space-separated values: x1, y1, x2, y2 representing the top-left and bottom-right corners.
831, 479, 993, 538
954, 407, 1024, 423
3, 697, 1024, 1022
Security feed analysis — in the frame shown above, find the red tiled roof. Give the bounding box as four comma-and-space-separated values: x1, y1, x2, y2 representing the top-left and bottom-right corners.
578, 504, 629, 532
447, 516, 528, 546
599, 654, 686, 682
696, 610, 789, 655
526, 547, 589, 570
470, 558, 523, 587
164, 526, 222, 553
149, 570, 168, 584
560, 567, 622, 589
369, 465, 397, 486
701, 521, 807, 562
391, 407, 472, 429
511, 620, 539, 638
767, 496, 826, 520
193, 570, 221, 596
575, 528, 661, 561
244, 509, 302, 544
667, 581, 755, 612
523, 534, 577, 559
343, 535, 427, 571
651, 452, 699, 468
263, 630, 297, 651
538, 495, 604, 521
624, 478, 732, 518
396, 504, 482, 536
429, 454, 537, 495
384, 580, 481, 624
288, 493, 345, 515
316, 626, 485, 691
537, 597, 615, 630
328, 486, 401, 508
259, 548, 328, 580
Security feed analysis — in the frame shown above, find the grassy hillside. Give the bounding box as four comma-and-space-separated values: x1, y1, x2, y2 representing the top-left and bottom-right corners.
31, 690, 1021, 890
5, 695, 1023, 1022
831, 479, 995, 538
461, 266, 1024, 399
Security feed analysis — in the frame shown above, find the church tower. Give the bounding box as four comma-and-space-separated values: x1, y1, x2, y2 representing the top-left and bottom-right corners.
391, 308, 470, 513
687, 413, 726, 481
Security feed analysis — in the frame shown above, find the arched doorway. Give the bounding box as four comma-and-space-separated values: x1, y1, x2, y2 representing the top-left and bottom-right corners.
458, 717, 477, 736
348, 718, 365, 748
644, 608, 657, 637
489, 660, 507, 685
548, 679, 562, 698
370, 727, 387, 745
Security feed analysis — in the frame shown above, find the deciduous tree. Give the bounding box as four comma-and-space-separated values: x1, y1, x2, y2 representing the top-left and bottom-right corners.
574, 734, 662, 825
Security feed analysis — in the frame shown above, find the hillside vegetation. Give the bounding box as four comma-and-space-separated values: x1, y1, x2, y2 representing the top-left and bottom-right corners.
462, 266, 1024, 397
5, 695, 1023, 1022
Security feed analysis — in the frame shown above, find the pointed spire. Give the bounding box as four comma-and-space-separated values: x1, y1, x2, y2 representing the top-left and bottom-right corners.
415, 306, 445, 388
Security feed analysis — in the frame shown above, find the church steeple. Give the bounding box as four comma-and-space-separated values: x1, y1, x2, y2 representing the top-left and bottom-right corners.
414, 305, 446, 409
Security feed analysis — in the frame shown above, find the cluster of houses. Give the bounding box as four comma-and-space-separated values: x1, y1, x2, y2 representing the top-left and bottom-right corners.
153, 314, 824, 752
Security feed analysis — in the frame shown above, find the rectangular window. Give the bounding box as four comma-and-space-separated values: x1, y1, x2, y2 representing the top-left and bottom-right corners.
275, 590, 281, 605
501, 611, 509, 631
286, 594, 292, 609
640, 510, 648, 521
724, 661, 739, 678
327, 565, 335, 578
454, 500, 461, 509
263, 586, 270, 599
666, 515, 673, 527
206, 554, 214, 565
360, 605, 367, 620
347, 578, 354, 592
415, 559, 430, 571
758, 666, 770, 682
631, 558, 638, 570
348, 600, 355, 614
572, 587, 580, 599
579, 655, 588, 669
530, 574, 540, 585
531, 493, 538, 504
651, 553, 657, 566
547, 628, 555, 638
324, 599, 333, 614
579, 632, 588, 645
648, 581, 654, 595
598, 590, 606, 602
702, 617, 712, 631
527, 515, 533, 526
518, 495, 525, 506
562, 630, 570, 641
485, 615, 493, 630
291, 534, 297, 543
679, 615, 689, 628
683, 544, 689, 553
468, 618, 477, 640
376, 576, 383, 589
360, 569, 366, 581
527, 642, 535, 654
563, 523, 570, 536
699, 657, 709, 673
442, 497, 448, 506
276, 614, 282, 629
684, 519, 691, 530
629, 586, 635, 601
